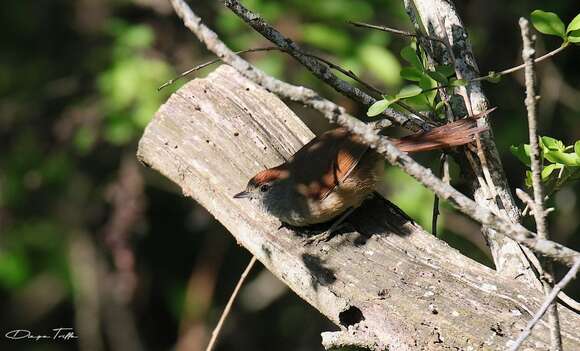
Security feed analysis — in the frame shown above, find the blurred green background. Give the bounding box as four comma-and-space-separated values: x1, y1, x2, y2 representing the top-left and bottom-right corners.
1, 1, 579, 350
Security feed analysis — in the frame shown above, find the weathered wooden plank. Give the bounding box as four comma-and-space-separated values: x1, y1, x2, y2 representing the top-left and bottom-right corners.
137, 65, 579, 350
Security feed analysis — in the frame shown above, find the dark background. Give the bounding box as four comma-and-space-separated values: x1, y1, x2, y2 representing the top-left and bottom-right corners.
1, 1, 579, 350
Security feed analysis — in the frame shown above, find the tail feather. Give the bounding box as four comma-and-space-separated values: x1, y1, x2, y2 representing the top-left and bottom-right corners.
392, 118, 487, 153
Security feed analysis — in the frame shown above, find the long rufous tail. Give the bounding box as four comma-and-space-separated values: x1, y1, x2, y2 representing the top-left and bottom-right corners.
392, 115, 489, 153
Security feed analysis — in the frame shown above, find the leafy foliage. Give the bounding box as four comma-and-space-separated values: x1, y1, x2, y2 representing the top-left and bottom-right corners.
531, 10, 567, 39
366, 44, 465, 117
98, 20, 174, 145
511, 136, 580, 193
531, 9, 580, 44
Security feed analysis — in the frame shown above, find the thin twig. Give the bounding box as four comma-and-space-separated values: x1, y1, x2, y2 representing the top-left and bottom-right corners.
518, 18, 562, 351
371, 119, 393, 131
169, 0, 580, 267
159, 42, 432, 123
302, 52, 430, 121
159, 46, 383, 97
205, 256, 257, 351
474, 134, 498, 199
515, 188, 536, 216
159, 47, 281, 90
432, 153, 448, 236
520, 23, 550, 240
348, 21, 444, 43
509, 259, 580, 351
472, 44, 569, 83
222, 0, 430, 132
349, 21, 416, 37
434, 11, 500, 209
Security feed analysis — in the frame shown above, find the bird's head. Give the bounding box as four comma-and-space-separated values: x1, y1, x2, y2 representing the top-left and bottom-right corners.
233, 167, 290, 209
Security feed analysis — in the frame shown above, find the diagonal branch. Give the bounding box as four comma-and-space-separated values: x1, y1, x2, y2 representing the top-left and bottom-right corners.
158, 47, 281, 90
349, 20, 443, 43
205, 256, 257, 351
509, 260, 580, 351
222, 0, 430, 132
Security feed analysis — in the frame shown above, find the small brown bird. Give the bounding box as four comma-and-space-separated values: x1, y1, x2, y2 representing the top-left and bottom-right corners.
234, 116, 487, 233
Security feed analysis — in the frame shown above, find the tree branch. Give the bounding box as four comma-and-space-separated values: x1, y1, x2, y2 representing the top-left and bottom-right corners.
349, 20, 420, 38
509, 260, 580, 351
205, 256, 257, 351
222, 0, 431, 132
472, 44, 569, 83
158, 47, 281, 91
519, 17, 562, 351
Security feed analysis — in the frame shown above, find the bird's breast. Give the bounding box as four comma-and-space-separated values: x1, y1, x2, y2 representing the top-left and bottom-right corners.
290, 151, 384, 226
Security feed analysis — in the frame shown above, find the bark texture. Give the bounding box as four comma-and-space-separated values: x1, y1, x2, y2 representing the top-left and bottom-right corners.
137, 65, 580, 350
404, 0, 538, 286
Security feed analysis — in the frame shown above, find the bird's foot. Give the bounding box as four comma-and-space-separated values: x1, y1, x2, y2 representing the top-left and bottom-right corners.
302, 230, 334, 245
302, 207, 357, 245
302, 222, 349, 245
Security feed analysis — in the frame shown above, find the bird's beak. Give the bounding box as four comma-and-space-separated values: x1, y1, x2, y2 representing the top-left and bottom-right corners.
233, 191, 250, 199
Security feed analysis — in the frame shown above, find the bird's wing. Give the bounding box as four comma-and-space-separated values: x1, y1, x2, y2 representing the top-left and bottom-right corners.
290, 128, 369, 200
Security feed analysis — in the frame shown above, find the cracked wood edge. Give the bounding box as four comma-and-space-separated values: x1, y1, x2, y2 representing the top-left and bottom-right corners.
137, 65, 579, 350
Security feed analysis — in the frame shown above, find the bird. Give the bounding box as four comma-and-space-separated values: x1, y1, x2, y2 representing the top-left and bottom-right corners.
234, 114, 489, 240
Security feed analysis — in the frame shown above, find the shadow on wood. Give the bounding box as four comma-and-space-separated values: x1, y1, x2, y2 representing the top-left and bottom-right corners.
137, 65, 579, 350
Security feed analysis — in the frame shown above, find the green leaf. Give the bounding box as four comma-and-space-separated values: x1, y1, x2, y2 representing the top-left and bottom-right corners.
538, 136, 548, 154
540, 136, 565, 151
418, 76, 433, 90
541, 163, 560, 181
415, 76, 437, 105
450, 78, 467, 87
567, 13, 580, 33
427, 70, 448, 84
435, 64, 455, 77
568, 29, 580, 43
367, 98, 395, 117
531, 10, 566, 39
400, 46, 423, 70
575, 140, 580, 156
396, 85, 423, 99
525, 170, 533, 188
400, 67, 424, 82
544, 150, 580, 166
510, 144, 532, 166
435, 100, 446, 113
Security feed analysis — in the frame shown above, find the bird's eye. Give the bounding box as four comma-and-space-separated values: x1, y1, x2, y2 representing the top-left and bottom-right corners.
259, 184, 270, 192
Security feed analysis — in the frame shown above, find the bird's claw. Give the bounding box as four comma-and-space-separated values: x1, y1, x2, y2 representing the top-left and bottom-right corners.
302, 222, 348, 245
302, 231, 333, 245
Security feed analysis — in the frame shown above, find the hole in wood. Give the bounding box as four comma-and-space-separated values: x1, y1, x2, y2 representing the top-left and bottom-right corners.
339, 305, 365, 327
